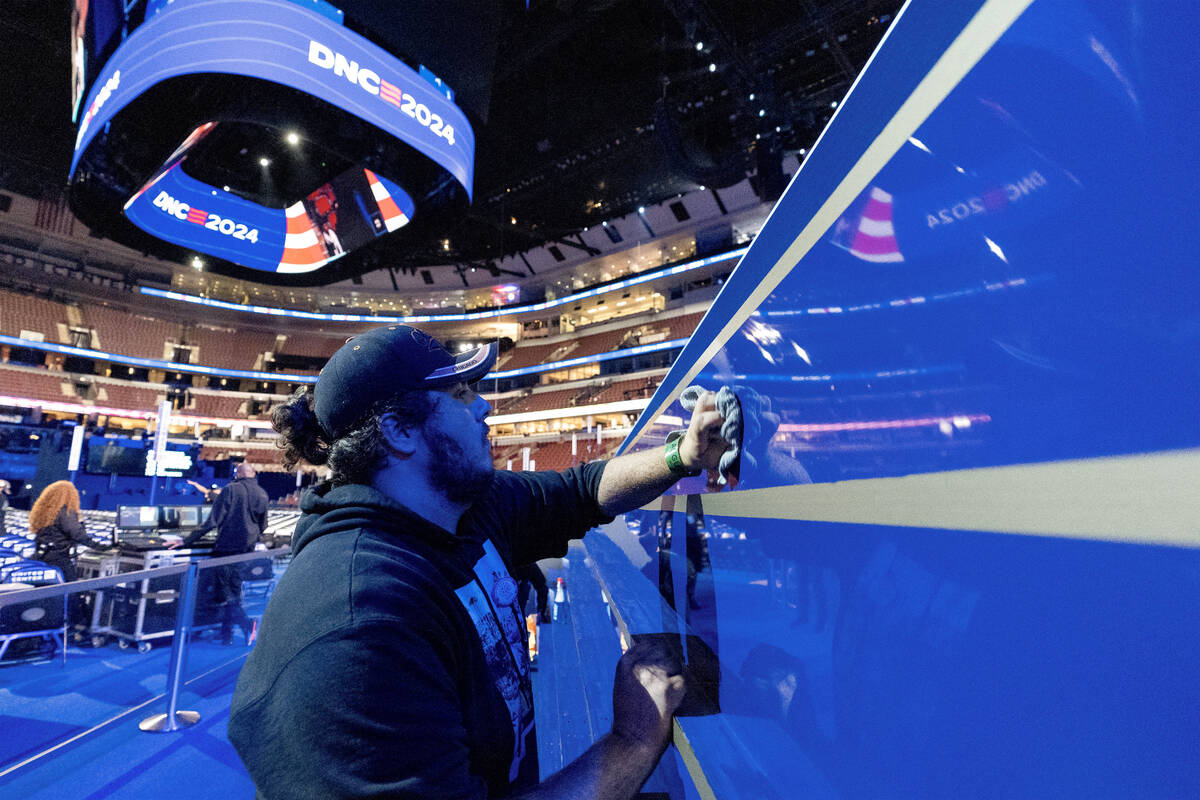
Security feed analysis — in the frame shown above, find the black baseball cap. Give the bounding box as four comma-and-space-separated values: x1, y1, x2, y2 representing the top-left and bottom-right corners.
313, 325, 497, 439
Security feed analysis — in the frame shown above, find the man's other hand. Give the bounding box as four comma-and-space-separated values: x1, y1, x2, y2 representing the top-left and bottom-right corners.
611, 640, 686, 754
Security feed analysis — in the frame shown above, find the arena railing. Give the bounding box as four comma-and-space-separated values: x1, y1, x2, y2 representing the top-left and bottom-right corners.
0, 547, 289, 779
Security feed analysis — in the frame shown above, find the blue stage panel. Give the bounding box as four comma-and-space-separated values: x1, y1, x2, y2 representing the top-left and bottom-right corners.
604, 0, 1200, 796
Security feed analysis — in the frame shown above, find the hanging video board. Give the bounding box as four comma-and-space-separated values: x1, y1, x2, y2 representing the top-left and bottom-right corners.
70, 0, 473, 275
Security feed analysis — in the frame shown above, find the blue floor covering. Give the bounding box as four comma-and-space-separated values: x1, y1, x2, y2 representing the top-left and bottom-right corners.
0, 552, 623, 798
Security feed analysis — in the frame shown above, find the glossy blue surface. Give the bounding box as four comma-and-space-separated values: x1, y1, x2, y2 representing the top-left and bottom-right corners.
601, 1, 1200, 796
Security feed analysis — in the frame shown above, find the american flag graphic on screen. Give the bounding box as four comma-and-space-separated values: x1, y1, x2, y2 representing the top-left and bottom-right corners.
847, 187, 903, 263
364, 169, 410, 232
379, 79, 403, 109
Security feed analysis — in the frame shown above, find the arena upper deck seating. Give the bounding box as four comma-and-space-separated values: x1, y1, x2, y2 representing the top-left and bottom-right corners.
275, 332, 344, 359
498, 340, 567, 371
96, 382, 163, 409
0, 366, 73, 403
500, 311, 703, 372
83, 304, 179, 360
587, 376, 658, 405
0, 289, 74, 342
180, 393, 248, 419
500, 387, 590, 415
180, 326, 276, 371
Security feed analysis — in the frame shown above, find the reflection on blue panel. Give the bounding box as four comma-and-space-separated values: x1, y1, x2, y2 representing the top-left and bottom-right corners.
612, 510, 1200, 798
598, 1, 1200, 797
633, 0, 1200, 489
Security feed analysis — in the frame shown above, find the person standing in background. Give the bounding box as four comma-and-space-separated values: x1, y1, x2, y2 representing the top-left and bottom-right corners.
186, 478, 221, 504
0, 479, 10, 537
174, 462, 269, 645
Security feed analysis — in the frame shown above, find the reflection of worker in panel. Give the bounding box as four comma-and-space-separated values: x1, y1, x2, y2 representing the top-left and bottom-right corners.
515, 562, 550, 624
173, 462, 268, 645
741, 643, 819, 744
228, 324, 733, 799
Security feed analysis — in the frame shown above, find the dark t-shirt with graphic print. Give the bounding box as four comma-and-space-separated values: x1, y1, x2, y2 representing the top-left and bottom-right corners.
228, 464, 611, 799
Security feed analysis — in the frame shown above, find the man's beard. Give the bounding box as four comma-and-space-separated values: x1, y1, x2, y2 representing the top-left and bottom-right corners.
423, 425, 494, 505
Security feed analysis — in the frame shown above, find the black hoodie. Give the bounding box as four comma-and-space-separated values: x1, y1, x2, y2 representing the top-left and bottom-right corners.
228, 463, 609, 799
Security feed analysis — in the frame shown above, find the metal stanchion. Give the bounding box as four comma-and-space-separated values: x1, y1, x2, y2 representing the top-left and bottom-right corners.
139, 561, 201, 732
61, 592, 67, 668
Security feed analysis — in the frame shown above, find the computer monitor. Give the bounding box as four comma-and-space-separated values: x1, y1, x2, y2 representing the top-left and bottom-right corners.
178, 506, 200, 527
116, 505, 163, 530
159, 506, 182, 529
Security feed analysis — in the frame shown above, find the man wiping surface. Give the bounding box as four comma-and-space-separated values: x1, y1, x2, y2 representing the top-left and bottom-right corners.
228, 324, 730, 799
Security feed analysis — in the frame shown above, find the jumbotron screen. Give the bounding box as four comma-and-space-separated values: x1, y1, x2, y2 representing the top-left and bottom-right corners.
69, 0, 475, 279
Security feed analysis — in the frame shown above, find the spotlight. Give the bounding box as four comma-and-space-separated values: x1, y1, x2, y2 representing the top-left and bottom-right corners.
222, 185, 230, 191
830, 100, 838, 108
708, 63, 716, 72
758, 108, 766, 117
695, 41, 703, 51
259, 157, 271, 167
748, 92, 755, 100
191, 257, 204, 269
638, 206, 645, 214
285, 131, 300, 145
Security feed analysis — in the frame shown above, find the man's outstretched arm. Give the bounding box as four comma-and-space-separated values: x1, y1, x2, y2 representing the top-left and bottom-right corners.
595, 390, 729, 516
516, 640, 686, 800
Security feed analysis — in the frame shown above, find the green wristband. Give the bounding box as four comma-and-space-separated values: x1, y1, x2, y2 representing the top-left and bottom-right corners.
664, 435, 701, 477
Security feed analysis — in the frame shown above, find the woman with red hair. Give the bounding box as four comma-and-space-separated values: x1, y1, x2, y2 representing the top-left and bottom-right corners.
31, 480, 94, 584
32, 480, 106, 633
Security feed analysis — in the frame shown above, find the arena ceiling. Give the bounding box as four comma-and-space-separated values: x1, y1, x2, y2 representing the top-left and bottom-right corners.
0, 0, 901, 283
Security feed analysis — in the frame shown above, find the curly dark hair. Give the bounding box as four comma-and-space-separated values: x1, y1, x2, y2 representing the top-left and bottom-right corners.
271, 386, 436, 486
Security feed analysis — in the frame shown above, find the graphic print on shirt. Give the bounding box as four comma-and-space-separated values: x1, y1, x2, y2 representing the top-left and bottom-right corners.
455, 540, 534, 783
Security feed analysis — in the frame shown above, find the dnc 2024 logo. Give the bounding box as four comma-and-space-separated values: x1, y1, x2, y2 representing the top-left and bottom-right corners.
152, 191, 260, 243
306, 41, 458, 147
